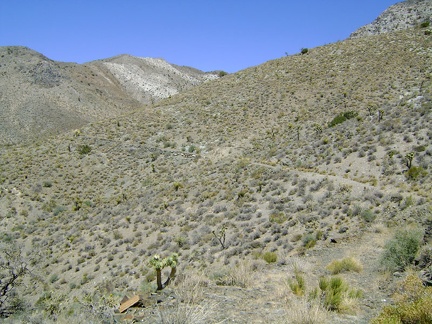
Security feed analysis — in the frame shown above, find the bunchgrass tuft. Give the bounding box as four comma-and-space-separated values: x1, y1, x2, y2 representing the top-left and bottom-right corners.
326, 257, 363, 274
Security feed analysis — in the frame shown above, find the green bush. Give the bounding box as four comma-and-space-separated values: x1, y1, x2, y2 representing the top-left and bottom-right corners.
360, 209, 376, 223
406, 166, 427, 180
302, 234, 317, 249
78, 144, 92, 155
420, 21, 430, 28
269, 212, 288, 224
328, 111, 359, 127
380, 228, 424, 272
262, 251, 277, 263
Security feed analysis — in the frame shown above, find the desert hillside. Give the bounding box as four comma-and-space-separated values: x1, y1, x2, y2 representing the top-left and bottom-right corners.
0, 2, 432, 323
0, 46, 219, 145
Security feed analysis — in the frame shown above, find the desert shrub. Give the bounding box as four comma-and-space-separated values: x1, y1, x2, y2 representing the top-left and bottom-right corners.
371, 274, 432, 324
42, 181, 52, 188
326, 257, 363, 274
302, 234, 317, 249
406, 166, 427, 180
420, 21, 430, 28
53, 206, 66, 216
380, 228, 424, 272
360, 209, 376, 223
414, 145, 427, 152
328, 111, 358, 128
269, 212, 288, 224
78, 144, 92, 155
262, 251, 277, 264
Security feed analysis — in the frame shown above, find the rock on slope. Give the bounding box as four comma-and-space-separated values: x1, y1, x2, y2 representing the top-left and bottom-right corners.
350, 0, 432, 38
0, 46, 219, 145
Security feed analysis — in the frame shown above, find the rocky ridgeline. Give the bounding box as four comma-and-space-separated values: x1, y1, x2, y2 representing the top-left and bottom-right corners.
350, 0, 432, 38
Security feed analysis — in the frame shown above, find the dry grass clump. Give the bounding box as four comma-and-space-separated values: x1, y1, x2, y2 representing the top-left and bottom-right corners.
326, 257, 363, 274
317, 276, 363, 313
288, 269, 306, 296
156, 271, 219, 324
156, 301, 219, 324
282, 298, 329, 324
212, 259, 256, 288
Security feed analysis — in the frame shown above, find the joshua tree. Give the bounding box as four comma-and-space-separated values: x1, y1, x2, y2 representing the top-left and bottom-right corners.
378, 109, 385, 123
313, 123, 323, 135
296, 125, 302, 141
212, 225, 228, 250
149, 253, 178, 290
405, 152, 415, 169
0, 244, 29, 317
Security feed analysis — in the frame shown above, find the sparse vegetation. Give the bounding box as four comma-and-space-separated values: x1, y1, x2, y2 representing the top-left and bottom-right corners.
0, 4, 431, 322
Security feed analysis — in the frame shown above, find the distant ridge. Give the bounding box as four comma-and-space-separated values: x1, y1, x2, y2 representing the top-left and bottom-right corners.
0, 46, 220, 145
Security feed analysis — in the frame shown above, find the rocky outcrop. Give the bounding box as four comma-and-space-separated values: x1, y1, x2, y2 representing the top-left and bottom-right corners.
350, 0, 432, 38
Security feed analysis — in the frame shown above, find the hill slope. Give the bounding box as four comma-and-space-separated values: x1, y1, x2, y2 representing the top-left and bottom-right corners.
0, 47, 218, 145
1, 26, 431, 322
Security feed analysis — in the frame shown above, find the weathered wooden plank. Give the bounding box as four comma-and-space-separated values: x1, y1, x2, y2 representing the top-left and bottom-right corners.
119, 295, 140, 313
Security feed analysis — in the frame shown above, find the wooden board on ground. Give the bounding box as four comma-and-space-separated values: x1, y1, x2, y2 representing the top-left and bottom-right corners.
119, 295, 140, 313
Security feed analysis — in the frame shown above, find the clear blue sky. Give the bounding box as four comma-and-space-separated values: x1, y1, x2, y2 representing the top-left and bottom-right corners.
1, 0, 401, 72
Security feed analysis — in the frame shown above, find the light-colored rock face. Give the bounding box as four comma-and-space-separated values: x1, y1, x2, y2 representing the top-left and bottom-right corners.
103, 56, 219, 103
350, 0, 432, 38
104, 62, 179, 100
